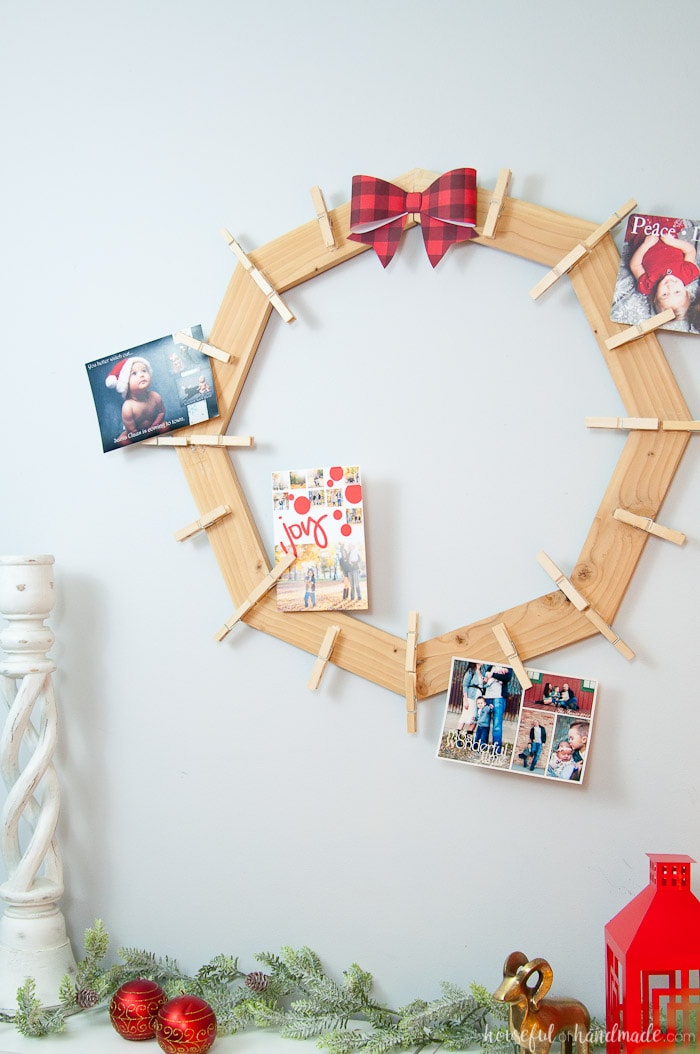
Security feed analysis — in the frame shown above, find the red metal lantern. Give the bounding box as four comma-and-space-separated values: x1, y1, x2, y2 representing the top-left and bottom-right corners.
605, 854, 700, 1054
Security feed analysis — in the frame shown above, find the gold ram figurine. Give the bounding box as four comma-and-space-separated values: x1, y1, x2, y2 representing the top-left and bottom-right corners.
493, 951, 590, 1054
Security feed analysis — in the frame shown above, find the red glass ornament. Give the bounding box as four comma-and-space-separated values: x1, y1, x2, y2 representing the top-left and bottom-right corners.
154, 994, 217, 1054
109, 978, 168, 1041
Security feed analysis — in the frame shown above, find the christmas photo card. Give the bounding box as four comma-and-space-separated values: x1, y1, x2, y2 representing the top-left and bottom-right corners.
437, 657, 597, 784
610, 213, 700, 335
272, 464, 368, 612
86, 325, 220, 453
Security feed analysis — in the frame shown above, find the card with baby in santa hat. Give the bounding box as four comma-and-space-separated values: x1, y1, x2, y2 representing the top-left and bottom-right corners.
85, 325, 219, 452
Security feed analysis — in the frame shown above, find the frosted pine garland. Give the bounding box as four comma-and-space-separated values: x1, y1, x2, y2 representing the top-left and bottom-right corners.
0, 921, 606, 1051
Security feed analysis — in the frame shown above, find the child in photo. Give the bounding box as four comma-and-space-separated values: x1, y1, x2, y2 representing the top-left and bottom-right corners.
106, 356, 166, 440
473, 696, 493, 748
558, 682, 578, 710
546, 739, 577, 780
629, 226, 699, 323
567, 720, 589, 781
303, 567, 316, 608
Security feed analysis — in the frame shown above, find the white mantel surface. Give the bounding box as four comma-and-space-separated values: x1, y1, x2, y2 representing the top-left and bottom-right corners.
0, 1014, 322, 1054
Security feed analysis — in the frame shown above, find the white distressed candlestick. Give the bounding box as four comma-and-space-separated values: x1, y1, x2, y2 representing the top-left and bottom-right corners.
0, 555, 76, 1010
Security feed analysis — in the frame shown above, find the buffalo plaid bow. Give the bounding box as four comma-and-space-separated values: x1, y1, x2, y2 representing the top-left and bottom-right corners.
348, 168, 478, 267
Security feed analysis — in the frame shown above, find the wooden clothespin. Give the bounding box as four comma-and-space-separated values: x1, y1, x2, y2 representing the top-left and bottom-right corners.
405, 611, 419, 734
307, 625, 341, 691
174, 503, 231, 543
214, 551, 295, 641
604, 308, 675, 350
492, 622, 532, 689
481, 168, 512, 239
143, 435, 188, 446
663, 420, 700, 432
585, 416, 659, 431
536, 551, 588, 610
185, 434, 253, 447
613, 508, 686, 546
530, 198, 637, 300
536, 550, 634, 660
220, 228, 295, 324
529, 243, 588, 300
310, 185, 336, 249
173, 330, 231, 364
144, 434, 254, 448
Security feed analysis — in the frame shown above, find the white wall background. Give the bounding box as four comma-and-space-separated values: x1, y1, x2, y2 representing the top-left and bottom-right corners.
2, 0, 700, 1021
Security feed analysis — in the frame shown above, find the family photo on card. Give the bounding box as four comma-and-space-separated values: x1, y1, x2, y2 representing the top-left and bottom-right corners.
437, 658, 597, 784
272, 464, 368, 612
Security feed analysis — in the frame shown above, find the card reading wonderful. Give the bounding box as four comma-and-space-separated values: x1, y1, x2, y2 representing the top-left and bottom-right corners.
437, 657, 597, 785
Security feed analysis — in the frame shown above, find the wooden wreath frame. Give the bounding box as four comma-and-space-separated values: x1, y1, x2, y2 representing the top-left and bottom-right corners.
171, 168, 691, 705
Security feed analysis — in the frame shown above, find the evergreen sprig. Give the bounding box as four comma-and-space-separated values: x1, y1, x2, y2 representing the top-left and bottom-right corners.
327, 980, 496, 1054
3, 920, 605, 1052
256, 945, 396, 1042
12, 978, 65, 1038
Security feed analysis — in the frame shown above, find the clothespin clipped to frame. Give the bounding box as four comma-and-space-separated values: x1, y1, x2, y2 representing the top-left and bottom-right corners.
173, 330, 231, 364
585, 416, 659, 431
613, 508, 686, 546
604, 308, 675, 350
307, 625, 341, 691
214, 551, 296, 641
143, 434, 254, 448
663, 419, 700, 432
310, 185, 336, 249
481, 168, 512, 239
174, 503, 231, 542
492, 622, 532, 690
529, 198, 637, 300
144, 435, 188, 446
405, 611, 419, 734
536, 550, 635, 660
220, 228, 296, 324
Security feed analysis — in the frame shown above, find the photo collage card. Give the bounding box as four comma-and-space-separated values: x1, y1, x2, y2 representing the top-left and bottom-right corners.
272, 464, 367, 612
437, 657, 597, 785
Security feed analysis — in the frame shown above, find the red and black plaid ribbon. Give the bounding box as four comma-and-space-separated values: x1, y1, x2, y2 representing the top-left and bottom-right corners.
348, 168, 478, 267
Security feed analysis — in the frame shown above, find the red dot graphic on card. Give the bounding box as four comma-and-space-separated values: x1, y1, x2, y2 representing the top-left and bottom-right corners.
345, 484, 362, 504
341, 524, 352, 537
329, 466, 344, 482
333, 509, 343, 520
294, 495, 311, 514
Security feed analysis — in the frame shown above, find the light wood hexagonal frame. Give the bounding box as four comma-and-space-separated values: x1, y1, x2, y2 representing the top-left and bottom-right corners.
173, 169, 691, 704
